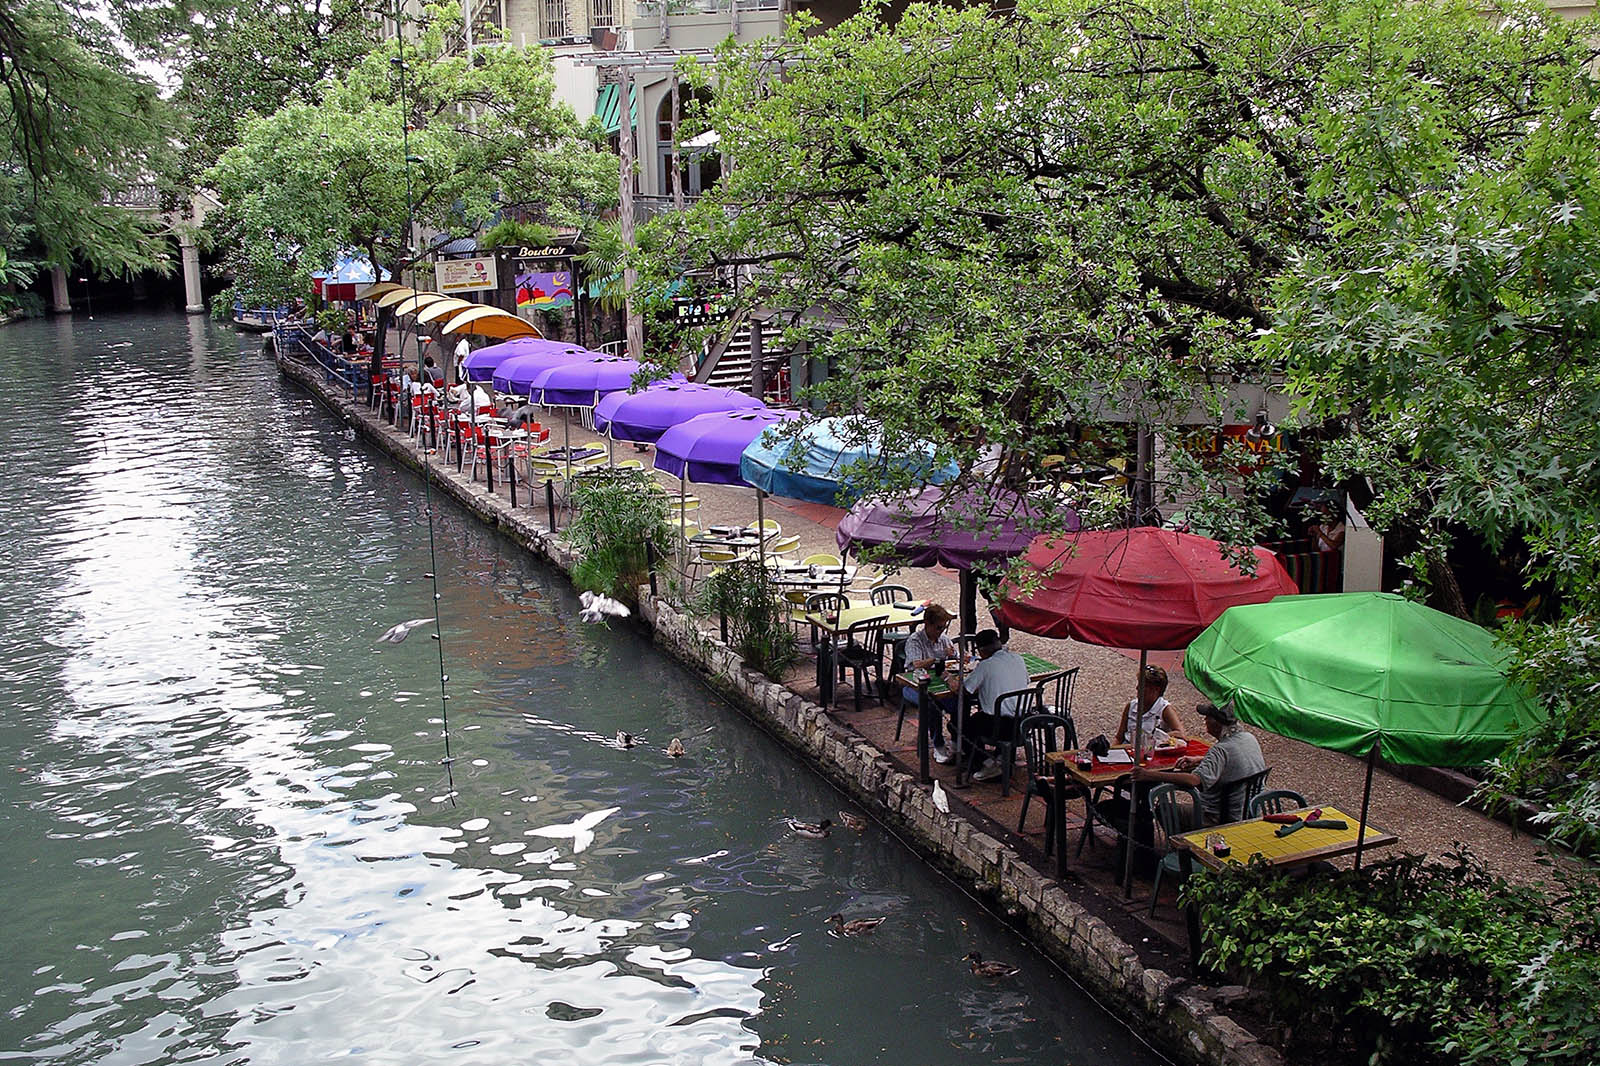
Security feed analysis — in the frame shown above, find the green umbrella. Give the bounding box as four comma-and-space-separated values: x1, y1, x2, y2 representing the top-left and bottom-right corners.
1185, 592, 1545, 866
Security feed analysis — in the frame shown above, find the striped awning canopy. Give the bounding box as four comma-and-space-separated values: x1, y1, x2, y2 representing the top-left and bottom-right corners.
595, 82, 639, 135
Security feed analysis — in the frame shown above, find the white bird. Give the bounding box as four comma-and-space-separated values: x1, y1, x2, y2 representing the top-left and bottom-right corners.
376, 617, 435, 644
343, 427, 357, 441
933, 780, 950, 816
526, 807, 620, 854
578, 591, 630, 624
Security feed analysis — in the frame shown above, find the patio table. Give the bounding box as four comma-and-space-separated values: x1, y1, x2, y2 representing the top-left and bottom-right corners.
1172, 803, 1397, 966
895, 651, 1064, 784
804, 601, 925, 709
767, 562, 858, 590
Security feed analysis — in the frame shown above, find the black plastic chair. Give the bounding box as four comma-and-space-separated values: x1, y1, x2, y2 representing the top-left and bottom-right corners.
835, 618, 883, 712
804, 592, 848, 652
1246, 788, 1307, 818
869, 584, 913, 605
1036, 667, 1079, 719
1017, 713, 1081, 857
1211, 768, 1271, 826
870, 584, 916, 697
1149, 783, 1205, 915
963, 686, 1040, 796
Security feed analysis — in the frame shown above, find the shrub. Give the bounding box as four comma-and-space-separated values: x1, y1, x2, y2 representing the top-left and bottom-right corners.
566, 469, 672, 599
695, 559, 799, 678
1181, 848, 1598, 1065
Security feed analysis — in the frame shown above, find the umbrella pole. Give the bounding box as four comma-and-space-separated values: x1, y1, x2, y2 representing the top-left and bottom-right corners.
679, 475, 687, 575
1355, 743, 1377, 871
1124, 649, 1147, 899
563, 411, 572, 480
757, 488, 766, 571
959, 569, 978, 635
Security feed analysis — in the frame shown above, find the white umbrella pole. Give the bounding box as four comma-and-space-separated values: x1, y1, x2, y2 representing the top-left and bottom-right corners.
1354, 743, 1377, 871
1124, 649, 1147, 899
680, 475, 687, 572
757, 488, 766, 571
563, 411, 572, 480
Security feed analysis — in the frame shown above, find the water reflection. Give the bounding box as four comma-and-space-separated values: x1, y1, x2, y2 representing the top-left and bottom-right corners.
0, 315, 1163, 1066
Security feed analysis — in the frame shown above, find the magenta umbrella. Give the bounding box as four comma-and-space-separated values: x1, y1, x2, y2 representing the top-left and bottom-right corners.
837, 485, 1069, 572
594, 382, 765, 444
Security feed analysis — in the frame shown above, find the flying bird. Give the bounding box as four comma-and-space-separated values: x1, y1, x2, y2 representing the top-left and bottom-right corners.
579, 591, 630, 624
527, 807, 620, 854
827, 913, 886, 937
787, 818, 832, 839
376, 617, 435, 644
962, 952, 1021, 978
838, 811, 867, 832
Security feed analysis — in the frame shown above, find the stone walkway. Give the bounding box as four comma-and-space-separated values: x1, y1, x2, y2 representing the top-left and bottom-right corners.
342, 357, 1563, 941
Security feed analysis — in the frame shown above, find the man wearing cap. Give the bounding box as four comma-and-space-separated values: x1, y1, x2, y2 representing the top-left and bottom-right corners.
1134, 702, 1267, 825
959, 629, 1033, 782
901, 604, 961, 764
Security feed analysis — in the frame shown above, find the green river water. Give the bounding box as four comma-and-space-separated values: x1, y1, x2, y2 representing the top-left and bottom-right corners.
0, 314, 1165, 1066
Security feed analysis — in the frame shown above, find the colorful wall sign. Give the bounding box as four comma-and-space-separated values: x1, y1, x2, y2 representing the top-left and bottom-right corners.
515, 270, 575, 310
438, 256, 499, 294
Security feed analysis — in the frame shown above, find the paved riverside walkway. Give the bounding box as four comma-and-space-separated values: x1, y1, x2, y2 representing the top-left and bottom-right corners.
329, 355, 1563, 958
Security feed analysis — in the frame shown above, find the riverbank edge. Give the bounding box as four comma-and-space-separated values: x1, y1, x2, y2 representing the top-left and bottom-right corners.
276, 349, 1282, 1066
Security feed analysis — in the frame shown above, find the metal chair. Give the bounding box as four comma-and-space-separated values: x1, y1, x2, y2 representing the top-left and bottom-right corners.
1246, 788, 1307, 818
1017, 713, 1080, 856
1149, 783, 1205, 915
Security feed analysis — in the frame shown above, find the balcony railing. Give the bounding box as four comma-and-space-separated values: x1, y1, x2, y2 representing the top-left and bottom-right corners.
107, 183, 160, 210
542, 0, 569, 37
635, 0, 780, 15
589, 0, 619, 28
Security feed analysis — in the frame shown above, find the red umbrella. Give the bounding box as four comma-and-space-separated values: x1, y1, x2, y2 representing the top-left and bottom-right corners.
993, 526, 1298, 894
994, 527, 1298, 650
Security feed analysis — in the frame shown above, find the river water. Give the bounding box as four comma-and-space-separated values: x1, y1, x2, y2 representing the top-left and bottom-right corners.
0, 314, 1164, 1066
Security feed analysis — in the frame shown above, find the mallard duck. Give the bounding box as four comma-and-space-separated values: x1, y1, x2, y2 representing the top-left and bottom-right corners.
838, 811, 867, 832
962, 952, 1020, 978
615, 731, 638, 749
787, 818, 832, 839
665, 738, 685, 758
827, 913, 886, 936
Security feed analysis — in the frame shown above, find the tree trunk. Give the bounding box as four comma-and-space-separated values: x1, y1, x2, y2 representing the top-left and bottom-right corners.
1426, 548, 1469, 619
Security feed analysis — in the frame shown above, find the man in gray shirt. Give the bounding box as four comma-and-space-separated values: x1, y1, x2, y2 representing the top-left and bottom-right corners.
1134, 701, 1267, 824
960, 629, 1034, 782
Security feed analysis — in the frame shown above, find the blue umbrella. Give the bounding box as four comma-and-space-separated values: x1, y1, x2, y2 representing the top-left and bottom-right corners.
738, 416, 956, 506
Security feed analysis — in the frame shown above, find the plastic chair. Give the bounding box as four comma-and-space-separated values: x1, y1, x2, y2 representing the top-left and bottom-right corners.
767, 535, 801, 558
869, 584, 913, 605
1149, 783, 1205, 915
804, 592, 849, 650
802, 553, 843, 567
963, 686, 1040, 795
1211, 769, 1271, 826
835, 618, 883, 712
1246, 788, 1307, 819
746, 518, 782, 536
1017, 713, 1081, 856
614, 458, 644, 470
1031, 668, 1075, 720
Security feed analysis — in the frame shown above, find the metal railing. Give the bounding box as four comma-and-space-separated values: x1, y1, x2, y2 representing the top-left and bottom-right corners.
589, 0, 618, 27
542, 0, 569, 37
635, 0, 779, 15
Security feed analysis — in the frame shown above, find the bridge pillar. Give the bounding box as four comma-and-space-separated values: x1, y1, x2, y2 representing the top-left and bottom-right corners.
180, 234, 204, 314
50, 267, 71, 313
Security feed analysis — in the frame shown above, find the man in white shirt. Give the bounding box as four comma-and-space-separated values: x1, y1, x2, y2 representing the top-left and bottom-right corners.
453, 336, 471, 385
960, 629, 1033, 782
901, 604, 960, 764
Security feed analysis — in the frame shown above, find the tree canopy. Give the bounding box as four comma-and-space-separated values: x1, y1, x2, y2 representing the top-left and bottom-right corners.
639, 0, 1600, 843
206, 30, 617, 306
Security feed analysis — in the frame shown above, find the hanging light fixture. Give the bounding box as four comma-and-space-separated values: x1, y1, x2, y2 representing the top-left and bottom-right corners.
1245, 409, 1277, 442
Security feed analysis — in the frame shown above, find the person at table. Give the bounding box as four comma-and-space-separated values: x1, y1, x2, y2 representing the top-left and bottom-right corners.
1115, 664, 1184, 748
422, 355, 445, 390
901, 604, 961, 764
958, 629, 1033, 782
1132, 701, 1267, 825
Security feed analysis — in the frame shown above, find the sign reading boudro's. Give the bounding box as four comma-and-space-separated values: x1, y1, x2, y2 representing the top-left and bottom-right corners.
438, 256, 499, 294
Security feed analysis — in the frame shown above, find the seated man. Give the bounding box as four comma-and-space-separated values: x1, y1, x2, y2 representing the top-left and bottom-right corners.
958, 629, 1033, 782
900, 604, 961, 764
1133, 701, 1267, 825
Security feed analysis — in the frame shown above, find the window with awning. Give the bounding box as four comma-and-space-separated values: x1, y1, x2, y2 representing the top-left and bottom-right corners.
594, 82, 638, 134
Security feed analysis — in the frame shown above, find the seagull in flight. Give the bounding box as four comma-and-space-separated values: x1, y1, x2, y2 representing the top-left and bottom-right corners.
376, 617, 435, 644
579, 591, 630, 624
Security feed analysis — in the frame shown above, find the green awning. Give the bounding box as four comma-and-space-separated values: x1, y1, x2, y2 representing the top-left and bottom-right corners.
595, 83, 638, 135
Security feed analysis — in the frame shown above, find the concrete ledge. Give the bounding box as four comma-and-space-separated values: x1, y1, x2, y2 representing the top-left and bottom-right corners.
278, 351, 1283, 1066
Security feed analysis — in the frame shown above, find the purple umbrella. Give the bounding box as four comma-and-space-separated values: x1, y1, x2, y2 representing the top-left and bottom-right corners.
836, 484, 1070, 571
530, 357, 682, 408
493, 347, 596, 395
462, 338, 591, 382
654, 409, 800, 484
595, 382, 766, 444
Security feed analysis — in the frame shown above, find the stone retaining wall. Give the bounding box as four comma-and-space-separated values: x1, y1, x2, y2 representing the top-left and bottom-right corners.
277, 350, 1283, 1066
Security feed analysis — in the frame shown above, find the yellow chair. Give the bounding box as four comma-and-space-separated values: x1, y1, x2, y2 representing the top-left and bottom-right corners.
678, 523, 701, 543
746, 518, 782, 537
802, 552, 843, 567
767, 535, 801, 558
615, 458, 645, 470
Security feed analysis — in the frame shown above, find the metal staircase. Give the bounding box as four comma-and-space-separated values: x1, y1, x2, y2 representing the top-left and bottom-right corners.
696, 318, 789, 401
